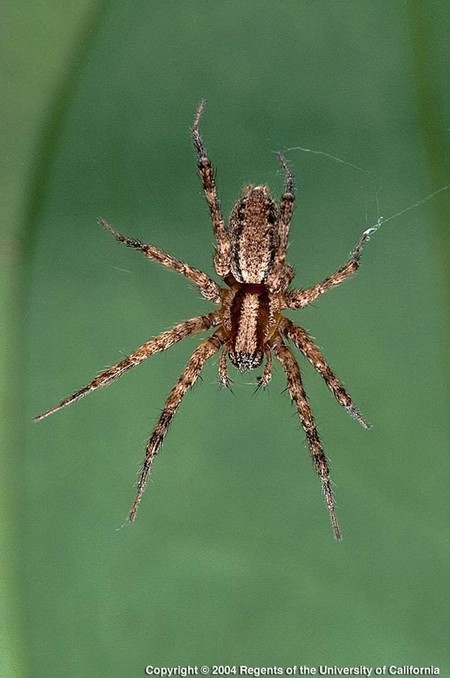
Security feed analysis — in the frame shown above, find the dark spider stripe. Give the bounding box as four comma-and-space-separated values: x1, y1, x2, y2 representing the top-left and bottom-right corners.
230, 201, 245, 281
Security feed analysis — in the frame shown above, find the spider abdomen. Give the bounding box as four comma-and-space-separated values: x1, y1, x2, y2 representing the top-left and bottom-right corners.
228, 185, 278, 284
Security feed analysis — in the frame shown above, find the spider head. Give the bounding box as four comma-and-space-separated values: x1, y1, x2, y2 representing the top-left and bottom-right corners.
225, 285, 270, 372
228, 349, 264, 371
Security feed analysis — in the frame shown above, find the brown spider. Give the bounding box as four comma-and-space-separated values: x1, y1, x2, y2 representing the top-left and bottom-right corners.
35, 100, 377, 540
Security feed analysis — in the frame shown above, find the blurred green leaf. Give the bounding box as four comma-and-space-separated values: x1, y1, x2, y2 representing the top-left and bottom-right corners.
5, 2, 450, 676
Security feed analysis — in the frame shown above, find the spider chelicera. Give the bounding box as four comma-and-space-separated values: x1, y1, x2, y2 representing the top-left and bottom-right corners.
35, 100, 377, 540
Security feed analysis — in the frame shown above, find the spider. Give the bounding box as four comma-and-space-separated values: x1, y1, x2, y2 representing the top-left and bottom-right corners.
35, 100, 377, 540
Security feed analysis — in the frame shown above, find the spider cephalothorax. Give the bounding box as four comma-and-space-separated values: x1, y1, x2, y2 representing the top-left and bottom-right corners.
35, 100, 376, 540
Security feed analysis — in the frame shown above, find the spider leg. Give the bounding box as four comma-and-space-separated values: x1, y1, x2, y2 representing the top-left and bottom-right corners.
280, 317, 371, 429
286, 225, 375, 309
191, 100, 231, 277
98, 218, 221, 303
34, 312, 220, 421
128, 330, 224, 522
271, 333, 341, 540
267, 153, 295, 293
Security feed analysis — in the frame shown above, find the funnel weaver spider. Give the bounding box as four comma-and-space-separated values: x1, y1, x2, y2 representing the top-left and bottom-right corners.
35, 100, 376, 540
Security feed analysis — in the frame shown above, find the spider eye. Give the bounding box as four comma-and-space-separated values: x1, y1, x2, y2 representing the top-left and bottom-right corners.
229, 350, 263, 371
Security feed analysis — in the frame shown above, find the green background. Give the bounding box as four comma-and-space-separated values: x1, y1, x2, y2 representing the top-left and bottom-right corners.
2, 1, 449, 676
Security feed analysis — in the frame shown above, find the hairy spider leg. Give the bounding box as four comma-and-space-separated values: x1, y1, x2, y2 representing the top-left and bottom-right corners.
191, 100, 231, 276
98, 218, 221, 303
271, 335, 341, 540
34, 313, 220, 421
267, 153, 295, 293
286, 226, 374, 309
128, 331, 224, 522
280, 317, 371, 429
